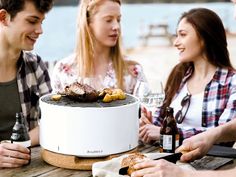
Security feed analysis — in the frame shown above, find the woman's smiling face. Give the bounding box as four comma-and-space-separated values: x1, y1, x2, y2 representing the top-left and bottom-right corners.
174, 18, 204, 63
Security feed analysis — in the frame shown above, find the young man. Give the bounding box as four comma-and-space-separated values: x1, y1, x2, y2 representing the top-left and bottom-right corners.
0, 0, 53, 168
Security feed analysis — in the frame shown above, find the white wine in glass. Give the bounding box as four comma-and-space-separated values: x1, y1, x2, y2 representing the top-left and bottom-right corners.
139, 81, 165, 117
133, 80, 151, 98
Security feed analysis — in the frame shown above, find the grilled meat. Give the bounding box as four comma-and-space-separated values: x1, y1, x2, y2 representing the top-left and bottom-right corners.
64, 82, 98, 102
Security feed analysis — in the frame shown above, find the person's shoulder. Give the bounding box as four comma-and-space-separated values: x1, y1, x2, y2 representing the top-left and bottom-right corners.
228, 68, 236, 81
54, 53, 76, 67
219, 67, 236, 86
22, 51, 46, 71
20, 51, 49, 79
228, 68, 236, 75
123, 56, 141, 66
22, 51, 40, 62
123, 56, 145, 78
221, 67, 236, 77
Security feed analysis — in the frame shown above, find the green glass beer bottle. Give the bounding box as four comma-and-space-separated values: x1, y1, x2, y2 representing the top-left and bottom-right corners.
11, 112, 31, 164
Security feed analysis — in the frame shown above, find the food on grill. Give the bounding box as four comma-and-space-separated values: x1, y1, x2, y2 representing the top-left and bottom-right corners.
98, 88, 113, 98
103, 93, 113, 103
51, 94, 62, 101
64, 82, 99, 102
100, 88, 126, 103
52, 82, 126, 103
121, 153, 147, 176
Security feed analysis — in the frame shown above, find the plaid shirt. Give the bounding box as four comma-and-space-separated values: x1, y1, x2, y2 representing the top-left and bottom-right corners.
154, 67, 236, 139
17, 51, 52, 130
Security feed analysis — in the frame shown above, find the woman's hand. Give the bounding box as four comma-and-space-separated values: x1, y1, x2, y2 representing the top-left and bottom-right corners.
139, 124, 161, 144
176, 128, 218, 162
0, 143, 30, 168
139, 107, 152, 127
139, 107, 160, 144
131, 159, 189, 177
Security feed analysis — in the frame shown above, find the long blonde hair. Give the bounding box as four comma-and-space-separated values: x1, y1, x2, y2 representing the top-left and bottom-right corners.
75, 0, 127, 89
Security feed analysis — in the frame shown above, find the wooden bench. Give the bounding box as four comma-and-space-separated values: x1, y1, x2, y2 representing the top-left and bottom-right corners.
139, 23, 173, 46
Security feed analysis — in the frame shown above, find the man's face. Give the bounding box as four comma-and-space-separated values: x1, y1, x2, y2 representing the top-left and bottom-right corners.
5, 1, 45, 51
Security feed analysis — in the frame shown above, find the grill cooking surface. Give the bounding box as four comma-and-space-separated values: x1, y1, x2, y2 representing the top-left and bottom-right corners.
41, 94, 137, 108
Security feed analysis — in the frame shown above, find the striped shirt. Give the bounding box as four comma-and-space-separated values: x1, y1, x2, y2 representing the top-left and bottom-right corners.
154, 67, 236, 140
17, 51, 52, 130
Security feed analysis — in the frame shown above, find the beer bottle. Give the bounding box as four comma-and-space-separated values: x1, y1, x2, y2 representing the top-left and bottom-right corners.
160, 107, 180, 153
11, 112, 31, 164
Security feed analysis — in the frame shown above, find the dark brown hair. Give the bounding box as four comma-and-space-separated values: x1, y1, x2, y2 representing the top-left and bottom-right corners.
162, 8, 233, 115
0, 0, 54, 19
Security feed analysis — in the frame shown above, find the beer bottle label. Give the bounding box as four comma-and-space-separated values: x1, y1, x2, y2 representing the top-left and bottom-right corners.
159, 134, 163, 152
175, 134, 180, 148
162, 135, 173, 150
12, 140, 31, 148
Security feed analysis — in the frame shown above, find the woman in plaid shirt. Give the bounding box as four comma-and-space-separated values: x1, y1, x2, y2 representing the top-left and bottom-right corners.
134, 3, 236, 177
139, 8, 236, 145
0, 0, 53, 168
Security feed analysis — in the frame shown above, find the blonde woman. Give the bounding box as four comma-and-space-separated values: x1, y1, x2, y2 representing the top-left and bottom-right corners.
52, 0, 147, 93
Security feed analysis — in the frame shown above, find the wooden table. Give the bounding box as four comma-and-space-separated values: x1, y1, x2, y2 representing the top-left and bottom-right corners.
1, 143, 235, 177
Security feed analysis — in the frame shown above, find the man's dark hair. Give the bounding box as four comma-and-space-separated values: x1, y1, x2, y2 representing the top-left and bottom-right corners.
0, 0, 54, 19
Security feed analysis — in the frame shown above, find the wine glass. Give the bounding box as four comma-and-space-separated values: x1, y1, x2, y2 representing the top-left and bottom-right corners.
134, 81, 165, 118
150, 81, 165, 108
133, 80, 151, 98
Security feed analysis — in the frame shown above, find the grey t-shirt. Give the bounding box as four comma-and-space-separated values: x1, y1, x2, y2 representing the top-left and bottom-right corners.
0, 78, 21, 140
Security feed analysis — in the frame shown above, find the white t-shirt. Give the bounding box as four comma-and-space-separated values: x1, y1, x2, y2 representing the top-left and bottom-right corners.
170, 84, 204, 130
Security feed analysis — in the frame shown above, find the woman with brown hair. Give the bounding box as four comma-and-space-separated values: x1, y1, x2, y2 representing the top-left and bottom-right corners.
52, 0, 147, 93
139, 7, 236, 144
